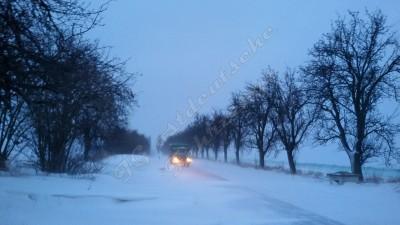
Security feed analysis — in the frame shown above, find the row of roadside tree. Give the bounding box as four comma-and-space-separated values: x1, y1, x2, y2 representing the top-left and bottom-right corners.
0, 0, 147, 173
162, 10, 400, 180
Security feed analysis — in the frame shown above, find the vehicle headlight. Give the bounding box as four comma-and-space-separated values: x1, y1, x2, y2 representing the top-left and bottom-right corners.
186, 157, 192, 163
172, 156, 180, 164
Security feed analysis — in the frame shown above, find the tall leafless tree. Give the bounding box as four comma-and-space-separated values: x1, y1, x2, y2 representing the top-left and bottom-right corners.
244, 69, 278, 168
0, 0, 107, 104
191, 114, 212, 159
0, 0, 109, 169
0, 95, 29, 169
156, 135, 163, 155
220, 113, 232, 163
303, 10, 400, 180
228, 92, 248, 165
76, 46, 135, 161
270, 70, 316, 174
209, 111, 224, 160
29, 38, 134, 172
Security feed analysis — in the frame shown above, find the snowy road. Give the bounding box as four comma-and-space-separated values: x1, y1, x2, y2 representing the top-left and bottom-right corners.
1, 155, 399, 225
179, 166, 344, 225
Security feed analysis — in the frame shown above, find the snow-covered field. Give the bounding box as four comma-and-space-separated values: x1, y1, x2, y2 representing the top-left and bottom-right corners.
221, 146, 400, 180
1, 154, 399, 225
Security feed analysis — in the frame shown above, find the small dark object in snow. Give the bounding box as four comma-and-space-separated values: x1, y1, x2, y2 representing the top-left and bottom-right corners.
327, 171, 361, 184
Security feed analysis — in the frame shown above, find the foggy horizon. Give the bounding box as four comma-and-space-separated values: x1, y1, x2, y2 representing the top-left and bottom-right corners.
90, 0, 400, 165
2, 1, 400, 224
91, 0, 400, 135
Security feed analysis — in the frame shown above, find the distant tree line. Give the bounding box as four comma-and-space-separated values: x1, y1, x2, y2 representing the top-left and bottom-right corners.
0, 0, 146, 172
103, 127, 150, 156
162, 10, 400, 181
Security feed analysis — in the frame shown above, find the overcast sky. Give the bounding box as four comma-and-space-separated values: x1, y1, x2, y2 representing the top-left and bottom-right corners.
90, 0, 400, 165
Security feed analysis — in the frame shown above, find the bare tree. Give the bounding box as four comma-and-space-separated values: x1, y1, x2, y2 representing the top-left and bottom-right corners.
30, 37, 134, 172
0, 0, 109, 169
156, 135, 163, 155
228, 92, 248, 165
303, 10, 400, 180
76, 46, 135, 161
191, 114, 212, 159
0, 95, 29, 169
220, 113, 232, 163
0, 0, 107, 104
209, 111, 224, 160
244, 69, 278, 168
270, 70, 316, 174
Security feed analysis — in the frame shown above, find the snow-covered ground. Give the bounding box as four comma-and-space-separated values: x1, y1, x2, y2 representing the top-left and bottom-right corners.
1, 154, 399, 225
220, 145, 400, 180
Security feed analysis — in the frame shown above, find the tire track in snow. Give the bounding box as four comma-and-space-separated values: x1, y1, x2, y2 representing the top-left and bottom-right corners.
216, 184, 347, 225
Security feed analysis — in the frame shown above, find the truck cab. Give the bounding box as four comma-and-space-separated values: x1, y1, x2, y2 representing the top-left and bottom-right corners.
169, 144, 192, 167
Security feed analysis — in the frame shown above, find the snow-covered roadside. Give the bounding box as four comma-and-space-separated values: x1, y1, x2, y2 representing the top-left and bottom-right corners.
218, 148, 400, 180
0, 155, 399, 225
194, 159, 400, 225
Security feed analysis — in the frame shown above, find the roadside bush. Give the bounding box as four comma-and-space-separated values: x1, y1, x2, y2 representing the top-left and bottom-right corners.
102, 127, 150, 155
364, 175, 384, 184
386, 177, 400, 184
65, 155, 103, 175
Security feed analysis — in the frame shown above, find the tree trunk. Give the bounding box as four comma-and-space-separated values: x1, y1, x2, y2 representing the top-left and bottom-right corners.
214, 149, 218, 160
259, 151, 265, 168
206, 148, 209, 159
351, 152, 363, 181
0, 154, 7, 170
84, 137, 91, 161
223, 147, 228, 163
83, 129, 93, 161
235, 149, 240, 165
286, 150, 296, 174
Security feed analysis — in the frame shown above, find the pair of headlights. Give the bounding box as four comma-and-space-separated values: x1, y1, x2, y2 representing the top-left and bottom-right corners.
171, 156, 192, 164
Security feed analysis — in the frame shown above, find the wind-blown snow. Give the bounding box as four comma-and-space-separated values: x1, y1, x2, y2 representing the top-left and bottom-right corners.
0, 155, 399, 225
